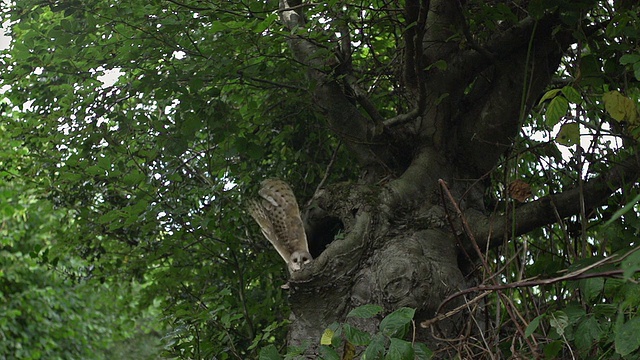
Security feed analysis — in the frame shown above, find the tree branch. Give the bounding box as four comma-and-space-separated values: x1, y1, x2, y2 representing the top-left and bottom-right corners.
454, 20, 562, 176
278, 0, 398, 174
469, 155, 640, 253
449, 16, 543, 83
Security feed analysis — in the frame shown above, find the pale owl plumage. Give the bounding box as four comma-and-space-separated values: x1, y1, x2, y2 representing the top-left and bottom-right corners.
248, 179, 312, 272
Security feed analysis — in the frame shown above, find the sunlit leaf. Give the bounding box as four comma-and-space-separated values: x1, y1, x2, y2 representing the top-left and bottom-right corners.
545, 96, 569, 127
604, 193, 640, 227
603, 90, 638, 123
538, 88, 562, 105
556, 122, 580, 146
549, 311, 569, 336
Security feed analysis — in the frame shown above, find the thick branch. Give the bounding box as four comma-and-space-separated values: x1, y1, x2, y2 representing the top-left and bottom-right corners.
449, 16, 544, 83
381, 147, 444, 212
278, 0, 397, 174
422, 0, 462, 63
454, 21, 562, 176
469, 155, 640, 253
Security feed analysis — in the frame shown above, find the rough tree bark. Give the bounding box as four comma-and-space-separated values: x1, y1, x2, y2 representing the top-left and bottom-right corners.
277, 0, 640, 355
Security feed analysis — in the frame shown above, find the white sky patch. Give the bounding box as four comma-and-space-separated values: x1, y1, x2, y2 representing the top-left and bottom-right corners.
1, 17, 14, 94
172, 50, 186, 60
97, 68, 124, 88
0, 22, 10, 51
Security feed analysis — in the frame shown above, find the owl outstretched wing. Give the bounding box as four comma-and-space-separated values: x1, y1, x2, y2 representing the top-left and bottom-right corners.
247, 179, 312, 271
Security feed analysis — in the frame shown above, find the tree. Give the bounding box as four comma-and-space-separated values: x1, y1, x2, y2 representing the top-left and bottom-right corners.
2, 0, 640, 358
0, 120, 161, 359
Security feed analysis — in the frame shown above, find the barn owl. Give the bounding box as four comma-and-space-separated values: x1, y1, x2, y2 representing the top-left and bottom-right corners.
248, 179, 312, 271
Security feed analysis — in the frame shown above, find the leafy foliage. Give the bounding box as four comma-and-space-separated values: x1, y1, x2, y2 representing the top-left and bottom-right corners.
259, 306, 431, 360
1, 0, 640, 359
0, 123, 160, 359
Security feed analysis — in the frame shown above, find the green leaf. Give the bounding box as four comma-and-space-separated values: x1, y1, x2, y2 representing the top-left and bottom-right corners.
362, 334, 385, 360
543, 340, 563, 358
123, 171, 146, 186
426, 59, 447, 71
379, 307, 415, 338
254, 13, 277, 33
258, 344, 281, 360
603, 90, 638, 123
561, 86, 582, 104
321, 328, 335, 345
538, 88, 562, 105
413, 343, 433, 360
527, 0, 557, 19
620, 54, 640, 65
97, 155, 111, 170
579, 277, 604, 303
621, 247, 640, 280
604, 193, 640, 227
525, 314, 544, 338
348, 305, 383, 319
574, 317, 601, 355
343, 324, 371, 346
555, 122, 580, 146
615, 317, 640, 356
545, 96, 569, 127
549, 311, 569, 336
318, 345, 341, 360
384, 338, 414, 360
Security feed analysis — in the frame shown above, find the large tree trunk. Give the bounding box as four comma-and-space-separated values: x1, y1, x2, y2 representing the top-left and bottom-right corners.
276, 0, 640, 356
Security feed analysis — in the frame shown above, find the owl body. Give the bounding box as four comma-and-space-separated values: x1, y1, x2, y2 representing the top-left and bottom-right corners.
248, 179, 312, 271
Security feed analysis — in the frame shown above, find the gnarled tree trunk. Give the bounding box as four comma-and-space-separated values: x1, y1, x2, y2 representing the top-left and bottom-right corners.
277, 0, 640, 356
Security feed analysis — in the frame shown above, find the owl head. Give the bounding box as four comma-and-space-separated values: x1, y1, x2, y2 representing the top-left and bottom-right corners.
290, 250, 312, 271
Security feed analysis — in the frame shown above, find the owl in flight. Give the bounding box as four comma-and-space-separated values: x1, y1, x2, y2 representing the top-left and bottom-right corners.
248, 179, 312, 271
